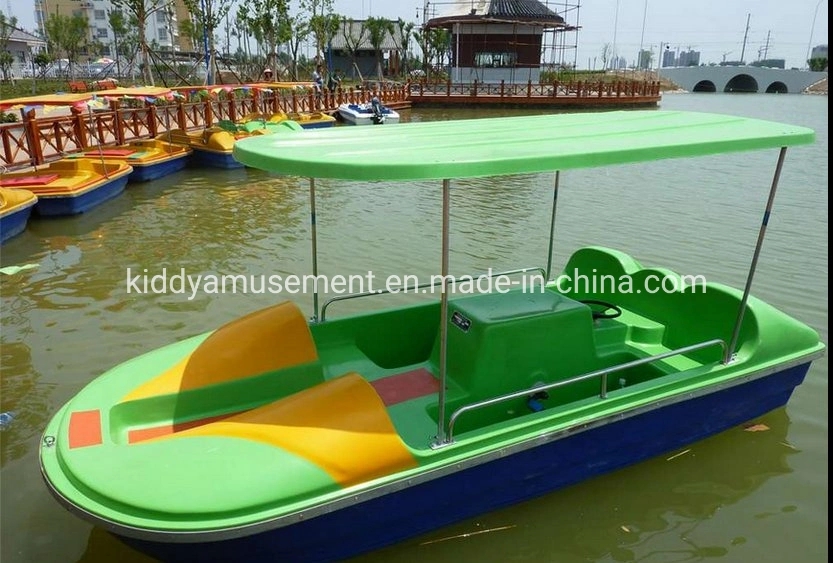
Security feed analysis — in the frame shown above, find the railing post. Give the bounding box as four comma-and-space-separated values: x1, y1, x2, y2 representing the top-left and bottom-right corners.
227, 90, 237, 122
203, 97, 213, 128
176, 99, 187, 130
446, 79, 451, 97
111, 100, 125, 145
291, 90, 298, 113
473, 79, 478, 97
527, 79, 532, 97
419, 79, 424, 97
598, 80, 603, 97
616, 81, 622, 97
146, 102, 158, 138
70, 106, 88, 150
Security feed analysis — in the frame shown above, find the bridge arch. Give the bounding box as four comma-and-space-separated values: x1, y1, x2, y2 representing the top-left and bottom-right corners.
724, 74, 759, 93
692, 80, 717, 92
765, 81, 788, 94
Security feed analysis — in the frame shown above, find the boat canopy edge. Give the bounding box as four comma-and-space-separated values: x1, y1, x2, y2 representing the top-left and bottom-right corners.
232, 110, 815, 181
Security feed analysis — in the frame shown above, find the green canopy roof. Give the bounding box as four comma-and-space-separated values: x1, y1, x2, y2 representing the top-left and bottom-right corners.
232, 110, 814, 181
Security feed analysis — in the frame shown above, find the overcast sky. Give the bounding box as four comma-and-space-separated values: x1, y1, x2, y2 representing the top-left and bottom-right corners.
6, 0, 829, 69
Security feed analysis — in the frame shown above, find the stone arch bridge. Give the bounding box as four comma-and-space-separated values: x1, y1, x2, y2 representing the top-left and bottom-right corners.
660, 66, 827, 94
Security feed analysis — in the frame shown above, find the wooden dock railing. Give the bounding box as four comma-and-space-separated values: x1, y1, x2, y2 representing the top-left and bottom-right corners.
409, 79, 661, 106
1, 84, 410, 169
1, 79, 658, 170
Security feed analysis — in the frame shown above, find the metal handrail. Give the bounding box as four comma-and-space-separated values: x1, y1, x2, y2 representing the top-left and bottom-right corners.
440, 338, 728, 445
319, 267, 547, 322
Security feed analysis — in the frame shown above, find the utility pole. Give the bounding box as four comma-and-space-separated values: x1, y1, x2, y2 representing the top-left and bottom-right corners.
740, 13, 751, 64
762, 30, 771, 60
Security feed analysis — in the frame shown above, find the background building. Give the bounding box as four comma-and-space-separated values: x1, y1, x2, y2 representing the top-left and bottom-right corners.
426, 0, 574, 83
34, 0, 190, 58
810, 44, 828, 60
678, 49, 700, 67
2, 26, 47, 77
329, 19, 403, 80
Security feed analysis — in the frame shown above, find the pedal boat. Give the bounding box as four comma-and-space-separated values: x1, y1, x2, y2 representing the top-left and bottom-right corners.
65, 140, 191, 182
40, 111, 824, 562
239, 111, 336, 131
0, 187, 37, 242
0, 159, 131, 216
164, 128, 243, 169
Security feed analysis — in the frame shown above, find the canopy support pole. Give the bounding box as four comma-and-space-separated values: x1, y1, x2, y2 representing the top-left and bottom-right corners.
309, 177, 320, 322
433, 178, 451, 447
725, 147, 787, 364
546, 171, 560, 280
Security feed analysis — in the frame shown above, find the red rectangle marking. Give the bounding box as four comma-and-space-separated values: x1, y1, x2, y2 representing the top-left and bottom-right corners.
68, 410, 103, 449
371, 368, 439, 406
0, 174, 60, 187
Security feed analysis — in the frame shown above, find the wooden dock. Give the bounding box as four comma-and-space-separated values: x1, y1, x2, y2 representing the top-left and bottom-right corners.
1, 79, 659, 170
409, 79, 661, 108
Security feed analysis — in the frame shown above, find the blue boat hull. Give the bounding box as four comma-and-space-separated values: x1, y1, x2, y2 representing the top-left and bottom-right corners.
300, 121, 335, 130
191, 148, 242, 169
128, 155, 190, 182
0, 204, 35, 243
34, 175, 129, 216
120, 361, 811, 562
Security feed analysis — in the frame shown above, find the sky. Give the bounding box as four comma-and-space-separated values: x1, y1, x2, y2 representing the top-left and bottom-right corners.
6, 0, 829, 69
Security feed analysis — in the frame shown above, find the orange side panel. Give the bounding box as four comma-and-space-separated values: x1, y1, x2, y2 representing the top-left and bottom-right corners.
68, 410, 103, 449
155, 373, 418, 486
123, 302, 318, 401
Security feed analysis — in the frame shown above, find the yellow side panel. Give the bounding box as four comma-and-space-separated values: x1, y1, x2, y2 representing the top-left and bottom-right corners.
124, 302, 318, 401
160, 373, 418, 486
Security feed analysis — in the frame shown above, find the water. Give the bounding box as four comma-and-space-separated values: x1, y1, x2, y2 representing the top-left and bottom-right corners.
0, 94, 827, 563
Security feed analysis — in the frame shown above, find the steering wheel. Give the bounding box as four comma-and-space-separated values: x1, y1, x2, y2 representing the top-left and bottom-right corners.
581, 300, 622, 320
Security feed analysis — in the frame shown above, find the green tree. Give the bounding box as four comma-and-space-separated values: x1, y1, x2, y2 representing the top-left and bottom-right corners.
107, 9, 128, 76
808, 57, 827, 71
0, 11, 17, 82
178, 17, 204, 51
111, 0, 173, 85
44, 13, 89, 80
182, 0, 234, 84
302, 0, 338, 64
245, 0, 292, 74
340, 17, 367, 80
287, 13, 310, 80
34, 50, 53, 77
365, 16, 393, 80
394, 18, 414, 77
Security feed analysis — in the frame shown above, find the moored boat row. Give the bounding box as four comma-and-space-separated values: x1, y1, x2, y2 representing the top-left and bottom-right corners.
0, 87, 344, 242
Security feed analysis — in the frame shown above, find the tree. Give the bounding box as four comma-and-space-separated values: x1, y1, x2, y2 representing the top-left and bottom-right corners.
178, 17, 204, 51
246, 0, 292, 75
111, 0, 174, 85
808, 57, 827, 71
394, 18, 414, 77
302, 0, 338, 64
182, 0, 234, 85
108, 9, 128, 77
340, 17, 367, 80
44, 13, 89, 80
365, 16, 393, 80
34, 51, 53, 77
286, 14, 310, 80
0, 11, 17, 82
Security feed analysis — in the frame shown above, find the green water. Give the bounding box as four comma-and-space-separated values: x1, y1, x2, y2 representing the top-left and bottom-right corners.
0, 94, 827, 563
